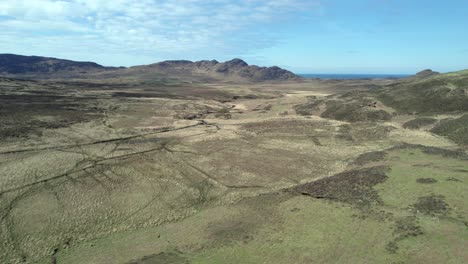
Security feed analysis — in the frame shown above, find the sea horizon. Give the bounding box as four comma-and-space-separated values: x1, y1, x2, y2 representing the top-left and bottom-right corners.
298, 73, 411, 80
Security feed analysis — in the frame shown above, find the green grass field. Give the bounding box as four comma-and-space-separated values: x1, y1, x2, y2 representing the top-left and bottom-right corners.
52, 146, 467, 264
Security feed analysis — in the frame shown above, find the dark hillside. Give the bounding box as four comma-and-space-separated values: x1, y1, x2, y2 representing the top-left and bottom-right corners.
0, 54, 108, 74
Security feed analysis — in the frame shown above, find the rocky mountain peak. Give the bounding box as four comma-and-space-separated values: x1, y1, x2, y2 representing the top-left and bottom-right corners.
224, 58, 248, 67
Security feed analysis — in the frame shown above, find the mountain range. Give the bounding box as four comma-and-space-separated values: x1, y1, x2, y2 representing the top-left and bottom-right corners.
0, 54, 299, 82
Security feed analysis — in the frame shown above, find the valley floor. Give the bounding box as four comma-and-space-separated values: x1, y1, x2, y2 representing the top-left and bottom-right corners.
0, 78, 466, 263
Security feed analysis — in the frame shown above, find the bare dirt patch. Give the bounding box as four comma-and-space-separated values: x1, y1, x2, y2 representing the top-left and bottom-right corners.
241, 118, 334, 136
232, 103, 248, 110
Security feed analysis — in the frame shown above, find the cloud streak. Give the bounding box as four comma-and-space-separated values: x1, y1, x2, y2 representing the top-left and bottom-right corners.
0, 0, 317, 65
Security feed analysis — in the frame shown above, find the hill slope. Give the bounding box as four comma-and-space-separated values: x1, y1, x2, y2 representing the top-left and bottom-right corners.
293, 69, 468, 146
376, 69, 468, 114
0, 54, 109, 75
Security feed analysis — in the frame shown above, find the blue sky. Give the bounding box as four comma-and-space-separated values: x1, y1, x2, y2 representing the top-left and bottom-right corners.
0, 0, 467, 73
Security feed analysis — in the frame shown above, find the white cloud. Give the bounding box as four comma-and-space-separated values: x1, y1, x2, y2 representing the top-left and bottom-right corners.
0, 0, 318, 65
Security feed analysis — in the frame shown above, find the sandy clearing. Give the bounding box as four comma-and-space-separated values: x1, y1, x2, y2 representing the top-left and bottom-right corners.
232, 103, 248, 110
285, 91, 332, 97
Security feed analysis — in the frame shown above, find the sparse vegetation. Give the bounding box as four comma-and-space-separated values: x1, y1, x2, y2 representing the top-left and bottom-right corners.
1, 70, 467, 264
431, 114, 468, 145
320, 100, 392, 122
294, 98, 323, 115
386, 216, 424, 253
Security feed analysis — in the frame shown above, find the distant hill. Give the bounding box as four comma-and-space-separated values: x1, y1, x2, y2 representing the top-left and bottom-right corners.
0, 54, 299, 82
414, 69, 440, 78
0, 54, 111, 75
120, 58, 299, 82
294, 69, 468, 124
376, 69, 468, 114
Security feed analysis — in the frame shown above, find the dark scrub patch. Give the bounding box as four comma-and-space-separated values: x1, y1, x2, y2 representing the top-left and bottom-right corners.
403, 117, 437, 129
411, 195, 450, 217
447, 177, 462, 182
386, 216, 424, 253
127, 252, 189, 264
321, 100, 392, 122
391, 143, 468, 160
209, 220, 255, 245
294, 166, 389, 210
352, 151, 387, 166
416, 178, 438, 184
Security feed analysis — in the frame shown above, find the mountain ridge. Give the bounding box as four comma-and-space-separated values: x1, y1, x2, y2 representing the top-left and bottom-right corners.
0, 54, 299, 82
0, 53, 111, 74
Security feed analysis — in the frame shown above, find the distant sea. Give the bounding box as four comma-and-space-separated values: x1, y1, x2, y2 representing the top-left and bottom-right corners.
299, 74, 411, 80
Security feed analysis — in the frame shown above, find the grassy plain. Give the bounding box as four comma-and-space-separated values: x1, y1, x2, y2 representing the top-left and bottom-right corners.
0, 75, 466, 263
